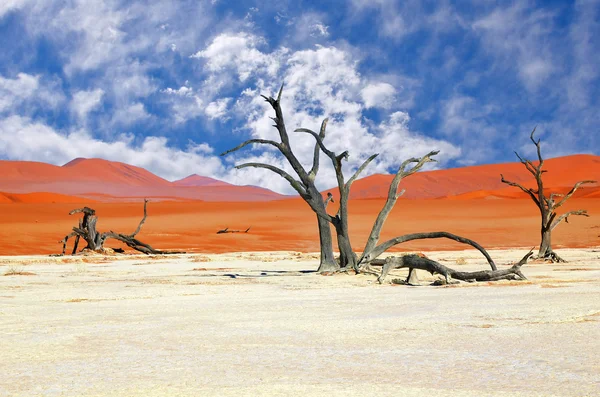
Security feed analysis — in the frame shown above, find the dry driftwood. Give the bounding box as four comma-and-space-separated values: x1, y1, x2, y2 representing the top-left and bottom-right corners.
59, 200, 181, 255
501, 128, 596, 262
373, 250, 532, 285
216, 227, 251, 234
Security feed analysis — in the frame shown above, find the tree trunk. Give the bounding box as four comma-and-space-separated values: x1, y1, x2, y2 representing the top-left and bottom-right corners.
538, 227, 552, 258
316, 214, 338, 273
332, 217, 357, 269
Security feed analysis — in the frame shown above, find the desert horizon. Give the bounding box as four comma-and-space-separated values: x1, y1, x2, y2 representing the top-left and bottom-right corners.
2, 2, 599, 395
1, 154, 599, 257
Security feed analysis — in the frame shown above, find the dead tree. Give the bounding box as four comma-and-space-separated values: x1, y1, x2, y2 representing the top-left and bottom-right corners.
374, 250, 532, 285
501, 128, 596, 262
221, 85, 337, 273
223, 86, 521, 283
298, 126, 500, 275
59, 199, 171, 255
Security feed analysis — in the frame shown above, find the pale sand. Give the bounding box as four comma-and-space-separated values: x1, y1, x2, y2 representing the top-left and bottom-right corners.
1, 249, 599, 396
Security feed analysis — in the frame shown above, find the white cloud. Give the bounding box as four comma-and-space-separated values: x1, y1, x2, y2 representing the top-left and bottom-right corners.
0, 72, 64, 114
309, 23, 329, 37
472, 4, 556, 91
162, 86, 193, 96
70, 89, 104, 122
205, 98, 231, 120
361, 83, 396, 109
0, 0, 31, 18
161, 86, 204, 124
112, 102, 150, 125
0, 73, 39, 112
195, 34, 461, 193
0, 115, 225, 181
191, 33, 281, 82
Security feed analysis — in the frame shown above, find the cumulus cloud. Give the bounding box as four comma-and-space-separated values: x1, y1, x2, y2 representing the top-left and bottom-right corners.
70, 89, 104, 122
191, 33, 282, 82
0, 115, 225, 181
361, 83, 396, 109
0, 73, 39, 112
194, 34, 461, 192
205, 98, 232, 120
0, 72, 64, 114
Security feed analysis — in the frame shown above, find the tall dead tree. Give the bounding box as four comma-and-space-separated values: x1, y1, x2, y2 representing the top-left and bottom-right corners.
224, 86, 528, 284
221, 85, 338, 273
59, 199, 171, 255
501, 128, 596, 262
298, 126, 500, 274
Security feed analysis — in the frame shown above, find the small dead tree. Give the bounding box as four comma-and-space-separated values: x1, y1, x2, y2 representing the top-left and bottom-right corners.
221, 85, 337, 273
59, 199, 171, 255
501, 128, 596, 262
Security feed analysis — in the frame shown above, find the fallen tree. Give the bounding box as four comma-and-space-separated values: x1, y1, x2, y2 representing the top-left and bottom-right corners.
501, 128, 596, 262
373, 250, 533, 285
59, 199, 178, 255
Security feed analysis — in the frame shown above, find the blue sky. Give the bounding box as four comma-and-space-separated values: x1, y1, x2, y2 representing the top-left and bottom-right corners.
0, 0, 598, 193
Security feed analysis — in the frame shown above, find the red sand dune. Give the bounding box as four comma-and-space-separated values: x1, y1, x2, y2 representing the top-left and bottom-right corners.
1, 197, 598, 255
0, 158, 284, 202
0, 154, 598, 204
173, 174, 232, 187
330, 154, 600, 200
0, 192, 95, 204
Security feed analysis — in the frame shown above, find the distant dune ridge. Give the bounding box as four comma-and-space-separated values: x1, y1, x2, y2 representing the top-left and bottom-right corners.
0, 154, 598, 203
0, 158, 283, 202
326, 154, 600, 200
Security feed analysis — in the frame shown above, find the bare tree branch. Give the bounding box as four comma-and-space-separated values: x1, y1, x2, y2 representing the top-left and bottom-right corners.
235, 163, 307, 197
365, 231, 497, 271
500, 174, 541, 208
324, 192, 334, 208
295, 127, 336, 160
308, 118, 328, 181
359, 151, 439, 262
128, 198, 149, 238
550, 210, 589, 231
219, 139, 281, 156
553, 180, 596, 210
529, 127, 544, 167
346, 153, 379, 188
514, 151, 539, 177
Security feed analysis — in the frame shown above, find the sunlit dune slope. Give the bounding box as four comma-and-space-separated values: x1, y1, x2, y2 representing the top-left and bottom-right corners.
1, 197, 598, 255
331, 154, 600, 199
173, 174, 232, 187
0, 192, 96, 204
0, 158, 284, 202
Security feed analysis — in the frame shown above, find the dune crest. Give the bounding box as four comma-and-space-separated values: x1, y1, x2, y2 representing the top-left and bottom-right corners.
331, 154, 600, 200
0, 158, 284, 202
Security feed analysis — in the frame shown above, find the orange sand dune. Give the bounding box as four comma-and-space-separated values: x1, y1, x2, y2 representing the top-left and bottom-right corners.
0, 158, 284, 202
582, 186, 600, 198
173, 174, 231, 187
1, 197, 598, 255
333, 154, 600, 200
0, 192, 96, 204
